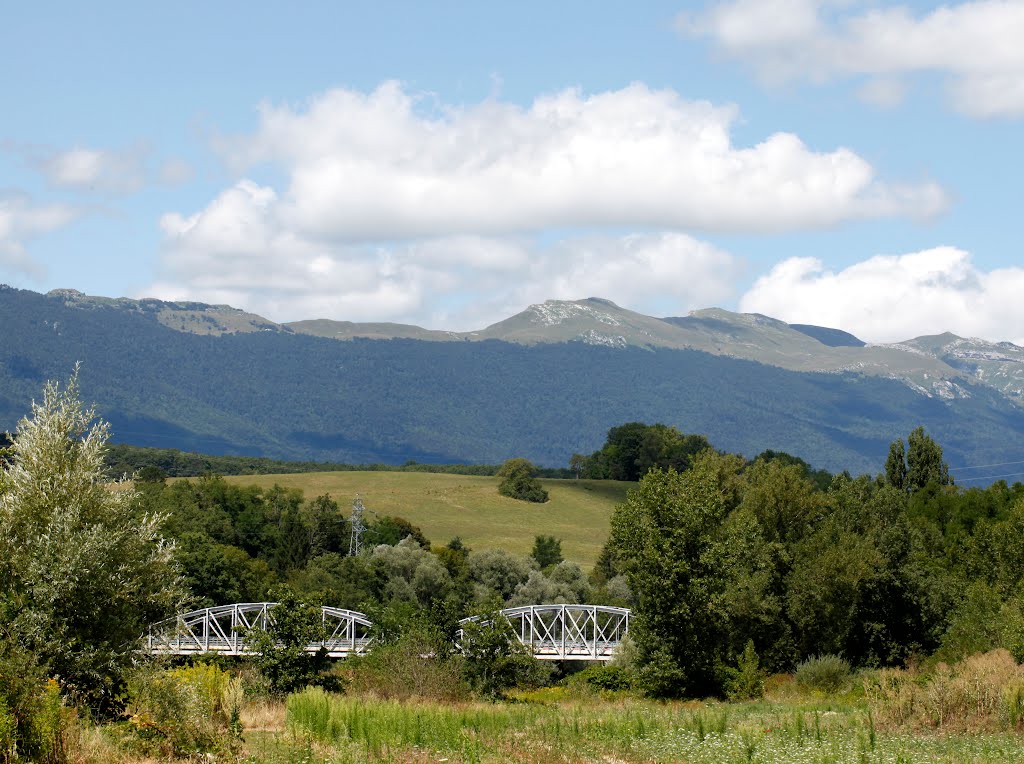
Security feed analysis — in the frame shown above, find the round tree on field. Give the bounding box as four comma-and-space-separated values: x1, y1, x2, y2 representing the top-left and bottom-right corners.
496, 458, 549, 503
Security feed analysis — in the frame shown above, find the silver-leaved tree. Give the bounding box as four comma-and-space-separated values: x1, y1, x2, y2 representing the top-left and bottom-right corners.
0, 370, 184, 708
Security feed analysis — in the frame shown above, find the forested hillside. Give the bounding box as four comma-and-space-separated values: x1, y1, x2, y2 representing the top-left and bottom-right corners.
3, 285, 1024, 476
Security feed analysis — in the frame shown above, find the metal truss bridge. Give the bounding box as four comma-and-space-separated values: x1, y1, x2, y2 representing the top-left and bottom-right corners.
147, 602, 374, 659
147, 602, 630, 662
458, 604, 631, 661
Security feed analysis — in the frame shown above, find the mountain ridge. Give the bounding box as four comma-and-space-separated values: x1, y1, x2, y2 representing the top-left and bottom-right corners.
2, 284, 1023, 479
38, 287, 1024, 406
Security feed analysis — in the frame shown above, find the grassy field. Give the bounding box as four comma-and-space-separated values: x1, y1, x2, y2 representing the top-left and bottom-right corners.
232, 689, 1024, 764
218, 472, 632, 567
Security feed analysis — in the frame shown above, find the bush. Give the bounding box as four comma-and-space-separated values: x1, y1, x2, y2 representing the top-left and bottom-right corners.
124, 663, 242, 758
795, 654, 852, 695
725, 640, 765, 700
460, 614, 551, 698
564, 664, 630, 693
0, 696, 16, 764
245, 588, 334, 695
497, 459, 549, 503
0, 643, 73, 764
347, 628, 467, 701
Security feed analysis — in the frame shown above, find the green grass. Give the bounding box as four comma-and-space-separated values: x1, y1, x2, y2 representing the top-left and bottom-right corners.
272, 689, 1024, 764
219, 472, 632, 568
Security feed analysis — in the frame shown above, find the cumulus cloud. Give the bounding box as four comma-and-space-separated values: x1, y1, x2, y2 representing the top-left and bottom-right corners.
208, 80, 944, 238
681, 0, 1024, 118
150, 180, 741, 328
151, 81, 949, 327
739, 247, 1024, 344
0, 194, 78, 278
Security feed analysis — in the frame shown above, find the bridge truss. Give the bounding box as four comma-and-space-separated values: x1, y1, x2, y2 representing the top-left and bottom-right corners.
459, 604, 631, 661
146, 602, 373, 658
147, 602, 630, 661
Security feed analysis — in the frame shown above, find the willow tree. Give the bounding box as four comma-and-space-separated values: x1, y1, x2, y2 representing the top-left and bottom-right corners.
0, 372, 184, 706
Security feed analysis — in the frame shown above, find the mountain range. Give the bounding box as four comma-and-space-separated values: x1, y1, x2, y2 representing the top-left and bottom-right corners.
3, 285, 1023, 481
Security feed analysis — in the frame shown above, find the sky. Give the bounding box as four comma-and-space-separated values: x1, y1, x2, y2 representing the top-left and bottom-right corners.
2, 1, 1023, 343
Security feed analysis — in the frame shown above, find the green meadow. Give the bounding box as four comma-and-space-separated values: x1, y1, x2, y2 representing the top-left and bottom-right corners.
218, 472, 632, 567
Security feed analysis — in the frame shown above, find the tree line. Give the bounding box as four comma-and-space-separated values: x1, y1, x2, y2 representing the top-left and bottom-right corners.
604, 424, 1024, 697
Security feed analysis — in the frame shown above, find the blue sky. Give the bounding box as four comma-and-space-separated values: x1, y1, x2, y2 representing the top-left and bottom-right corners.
2, 1, 1022, 342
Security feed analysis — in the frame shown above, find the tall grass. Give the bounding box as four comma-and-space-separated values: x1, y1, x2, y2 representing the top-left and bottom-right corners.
866, 649, 1024, 731
283, 688, 1024, 763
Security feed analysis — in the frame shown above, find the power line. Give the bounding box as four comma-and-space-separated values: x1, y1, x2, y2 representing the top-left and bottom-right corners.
950, 458, 1024, 471
956, 470, 1024, 483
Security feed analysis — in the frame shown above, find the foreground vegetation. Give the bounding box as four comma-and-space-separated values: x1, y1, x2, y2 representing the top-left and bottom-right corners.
58, 656, 1024, 763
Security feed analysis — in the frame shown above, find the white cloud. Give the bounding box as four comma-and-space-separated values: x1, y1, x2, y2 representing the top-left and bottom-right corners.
150, 180, 741, 328
152, 81, 948, 327
739, 247, 1024, 343
682, 0, 1024, 118
857, 77, 907, 109
0, 194, 78, 278
38, 145, 148, 193
21, 144, 194, 193
209, 81, 944, 238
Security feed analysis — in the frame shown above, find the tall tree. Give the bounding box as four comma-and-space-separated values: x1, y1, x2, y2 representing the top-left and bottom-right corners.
0, 372, 184, 706
610, 453, 732, 697
885, 438, 908, 492
906, 426, 951, 491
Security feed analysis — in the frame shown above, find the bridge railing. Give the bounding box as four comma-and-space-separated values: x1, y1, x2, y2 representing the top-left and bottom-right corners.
146, 602, 374, 658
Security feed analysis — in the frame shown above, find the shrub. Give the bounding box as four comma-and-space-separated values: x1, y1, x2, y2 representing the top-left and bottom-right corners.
0, 697, 16, 764
32, 679, 72, 764
564, 664, 630, 693
347, 628, 467, 701
531, 535, 563, 569
245, 588, 333, 695
497, 459, 549, 503
725, 640, 765, 701
795, 654, 852, 694
124, 662, 242, 758
0, 643, 73, 763
460, 614, 550, 698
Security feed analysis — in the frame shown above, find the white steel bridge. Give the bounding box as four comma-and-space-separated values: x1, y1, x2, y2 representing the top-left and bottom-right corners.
147, 602, 630, 662
146, 602, 374, 659
458, 604, 631, 661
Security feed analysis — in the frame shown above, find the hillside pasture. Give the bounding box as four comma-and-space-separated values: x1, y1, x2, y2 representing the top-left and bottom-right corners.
217, 471, 631, 567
